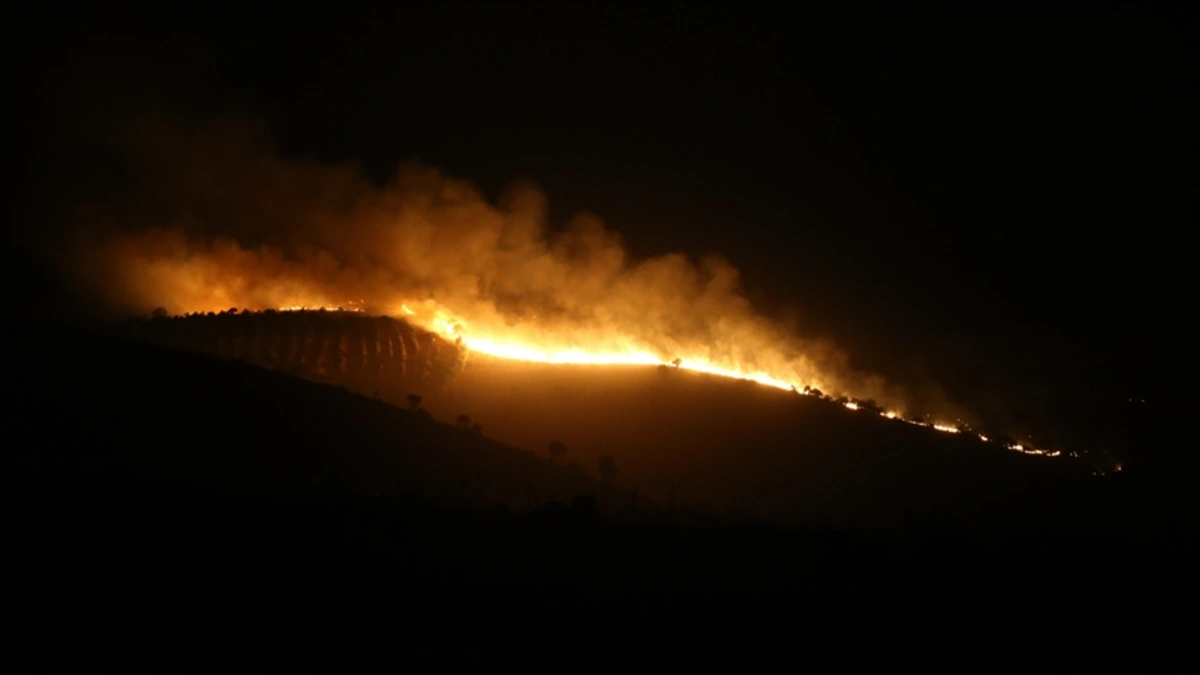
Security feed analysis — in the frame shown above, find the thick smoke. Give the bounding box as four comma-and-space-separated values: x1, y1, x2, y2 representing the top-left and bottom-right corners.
39, 94, 946, 415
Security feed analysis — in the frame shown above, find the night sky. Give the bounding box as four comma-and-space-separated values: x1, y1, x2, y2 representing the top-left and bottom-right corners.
8, 2, 1197, 468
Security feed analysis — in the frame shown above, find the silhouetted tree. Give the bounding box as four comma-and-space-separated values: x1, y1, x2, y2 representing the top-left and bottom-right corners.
548, 440, 567, 463
151, 307, 168, 320
456, 414, 472, 429
570, 495, 597, 517
407, 394, 422, 410
597, 455, 618, 482
809, 387, 824, 398
471, 422, 483, 435
672, 358, 682, 369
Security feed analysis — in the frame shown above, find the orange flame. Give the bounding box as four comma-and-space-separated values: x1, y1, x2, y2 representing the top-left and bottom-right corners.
410, 303, 805, 390
373, 300, 1068, 459
157, 299, 1070, 463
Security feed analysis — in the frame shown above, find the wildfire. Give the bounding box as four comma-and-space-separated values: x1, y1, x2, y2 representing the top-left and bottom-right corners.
372, 301, 1070, 460
56, 123, 1084, 469
206, 297, 1075, 463
419, 305, 802, 390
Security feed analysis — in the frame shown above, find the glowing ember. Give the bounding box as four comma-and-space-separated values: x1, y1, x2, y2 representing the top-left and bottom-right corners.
278, 301, 365, 313
278, 305, 363, 313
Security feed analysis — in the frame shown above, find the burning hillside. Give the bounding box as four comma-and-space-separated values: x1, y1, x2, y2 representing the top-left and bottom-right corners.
44, 105, 1080, 463
50, 109, 898, 399
125, 307, 1072, 465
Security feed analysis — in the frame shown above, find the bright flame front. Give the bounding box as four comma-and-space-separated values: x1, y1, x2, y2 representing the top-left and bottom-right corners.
264, 302, 1073, 462
419, 305, 800, 390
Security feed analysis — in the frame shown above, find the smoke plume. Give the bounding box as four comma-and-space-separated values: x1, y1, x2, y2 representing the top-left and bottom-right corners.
50, 105, 919, 406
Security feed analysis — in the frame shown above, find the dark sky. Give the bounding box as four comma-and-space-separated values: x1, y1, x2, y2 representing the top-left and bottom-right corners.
7, 2, 1197, 464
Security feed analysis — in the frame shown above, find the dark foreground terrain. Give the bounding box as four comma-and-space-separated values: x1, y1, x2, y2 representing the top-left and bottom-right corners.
6, 322, 1197, 668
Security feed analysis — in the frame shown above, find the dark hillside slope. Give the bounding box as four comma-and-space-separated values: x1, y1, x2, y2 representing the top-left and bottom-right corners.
428, 357, 1106, 528
104, 313, 1165, 531
5, 322, 1196, 667
7, 323, 623, 509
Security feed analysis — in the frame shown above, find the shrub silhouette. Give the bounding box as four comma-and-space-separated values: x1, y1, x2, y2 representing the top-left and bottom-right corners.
407, 394, 422, 410
597, 455, 617, 482
548, 440, 567, 463
456, 414, 472, 429
570, 495, 597, 515
859, 399, 884, 415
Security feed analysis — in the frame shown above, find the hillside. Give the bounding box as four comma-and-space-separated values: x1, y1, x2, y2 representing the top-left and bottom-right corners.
109, 311, 1115, 529
6, 320, 1197, 667
428, 355, 1103, 528
9, 322, 627, 512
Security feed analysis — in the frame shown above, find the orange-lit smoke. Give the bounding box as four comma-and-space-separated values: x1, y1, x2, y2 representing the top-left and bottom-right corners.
55, 108, 929, 415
